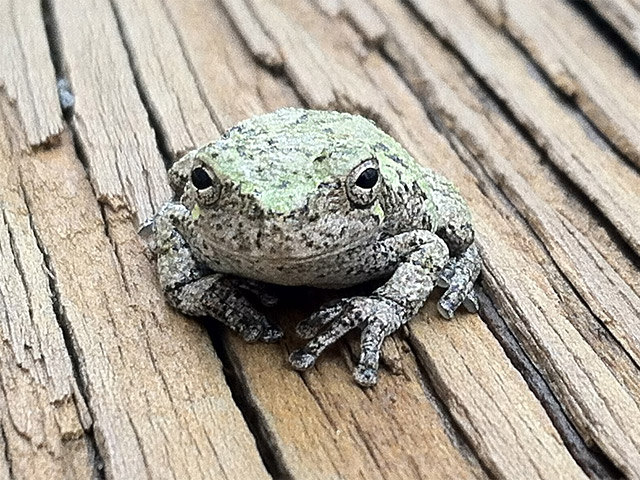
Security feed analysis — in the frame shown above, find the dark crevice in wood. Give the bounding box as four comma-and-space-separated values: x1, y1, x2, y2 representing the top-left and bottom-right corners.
466, 0, 640, 176
565, 0, 640, 73
207, 326, 287, 480
104, 0, 174, 168
155, 0, 224, 137
37, 4, 115, 479
404, 336, 497, 480
0, 423, 15, 480
16, 177, 106, 480
476, 287, 624, 480
443, 133, 640, 374
396, 0, 640, 260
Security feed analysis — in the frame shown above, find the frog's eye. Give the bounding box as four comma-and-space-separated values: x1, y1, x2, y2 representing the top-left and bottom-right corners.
346, 158, 381, 207
189, 164, 221, 206
191, 167, 213, 190
355, 168, 379, 189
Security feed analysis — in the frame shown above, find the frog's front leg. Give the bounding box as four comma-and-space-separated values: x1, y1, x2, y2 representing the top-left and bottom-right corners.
436, 243, 481, 318
289, 230, 449, 386
150, 203, 283, 343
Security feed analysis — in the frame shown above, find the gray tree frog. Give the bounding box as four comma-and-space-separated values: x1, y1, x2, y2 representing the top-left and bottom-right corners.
145, 108, 481, 386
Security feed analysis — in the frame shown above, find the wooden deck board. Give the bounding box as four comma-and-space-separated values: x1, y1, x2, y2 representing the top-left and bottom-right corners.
0, 0, 639, 478
584, 0, 640, 55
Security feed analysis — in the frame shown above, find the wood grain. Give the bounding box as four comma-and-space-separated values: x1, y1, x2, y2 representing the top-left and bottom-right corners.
0, 0, 63, 146
109, 0, 219, 157
1, 0, 639, 478
407, 0, 640, 257
585, 0, 640, 54
9, 129, 271, 480
0, 96, 93, 480
49, 0, 171, 224
470, 0, 640, 170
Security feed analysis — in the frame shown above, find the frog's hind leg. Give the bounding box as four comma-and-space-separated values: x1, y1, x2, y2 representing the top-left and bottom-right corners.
151, 204, 283, 343
170, 275, 283, 342
436, 243, 481, 318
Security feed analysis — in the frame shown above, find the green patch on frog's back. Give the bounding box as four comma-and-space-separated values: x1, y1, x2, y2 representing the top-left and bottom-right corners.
200, 108, 432, 214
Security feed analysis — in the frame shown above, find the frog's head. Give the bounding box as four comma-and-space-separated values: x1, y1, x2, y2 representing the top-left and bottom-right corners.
172, 109, 406, 270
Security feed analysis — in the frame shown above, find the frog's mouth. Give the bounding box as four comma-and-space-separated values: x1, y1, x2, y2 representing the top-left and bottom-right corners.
208, 232, 377, 263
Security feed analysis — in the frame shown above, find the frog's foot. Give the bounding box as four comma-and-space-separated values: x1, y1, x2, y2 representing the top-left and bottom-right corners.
436, 243, 481, 319
290, 296, 406, 387
169, 274, 283, 343
230, 277, 279, 307
295, 299, 343, 339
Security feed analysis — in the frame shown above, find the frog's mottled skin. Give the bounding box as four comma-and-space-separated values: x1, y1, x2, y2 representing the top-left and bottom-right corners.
147, 108, 481, 386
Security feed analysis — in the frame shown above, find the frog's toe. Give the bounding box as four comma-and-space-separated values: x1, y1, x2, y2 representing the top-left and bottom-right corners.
353, 364, 379, 387
436, 243, 481, 318
239, 323, 265, 343
232, 278, 279, 307
436, 263, 456, 288
289, 349, 317, 370
463, 289, 479, 313
260, 323, 284, 343
295, 300, 344, 339
438, 280, 475, 319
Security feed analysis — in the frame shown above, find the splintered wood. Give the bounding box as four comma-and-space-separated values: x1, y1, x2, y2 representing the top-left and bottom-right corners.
0, 0, 638, 478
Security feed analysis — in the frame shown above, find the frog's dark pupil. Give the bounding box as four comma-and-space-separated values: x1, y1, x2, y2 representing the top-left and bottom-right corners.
355, 168, 379, 189
191, 167, 213, 189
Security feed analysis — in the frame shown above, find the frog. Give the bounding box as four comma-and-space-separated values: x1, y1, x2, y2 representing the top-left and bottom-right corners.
145, 108, 481, 387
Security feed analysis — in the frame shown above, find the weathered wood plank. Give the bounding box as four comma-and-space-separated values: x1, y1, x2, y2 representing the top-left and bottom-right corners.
341, 0, 387, 44
0, 97, 93, 480
406, 0, 640, 258
218, 0, 284, 68
377, 0, 640, 370
0, 0, 63, 146
153, 0, 285, 133
470, 0, 640, 170
14, 133, 271, 480
109, 0, 219, 156
584, 0, 640, 54
49, 0, 171, 224
226, 327, 489, 480
374, 0, 640, 476
2, 2, 274, 478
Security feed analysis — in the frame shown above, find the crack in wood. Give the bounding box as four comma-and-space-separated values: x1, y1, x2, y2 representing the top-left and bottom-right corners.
404, 336, 497, 480
211, 328, 286, 480
16, 173, 107, 480
476, 288, 624, 480
399, 0, 640, 258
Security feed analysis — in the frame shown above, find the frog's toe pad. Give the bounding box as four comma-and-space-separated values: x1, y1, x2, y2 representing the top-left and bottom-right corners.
437, 302, 455, 320
463, 289, 479, 313
240, 324, 265, 343
354, 364, 379, 387
438, 286, 476, 319
289, 349, 317, 370
260, 324, 284, 343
